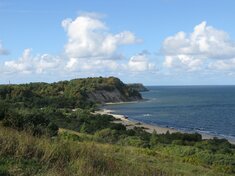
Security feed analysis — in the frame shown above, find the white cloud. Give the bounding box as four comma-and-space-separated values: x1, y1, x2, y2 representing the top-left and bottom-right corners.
4, 49, 60, 74
65, 57, 119, 72
65, 51, 156, 75
81, 59, 119, 72
62, 14, 143, 75
208, 59, 235, 70
0, 42, 9, 55
62, 15, 139, 60
127, 52, 156, 72
1, 13, 158, 80
162, 21, 235, 71
65, 58, 78, 71
164, 55, 203, 71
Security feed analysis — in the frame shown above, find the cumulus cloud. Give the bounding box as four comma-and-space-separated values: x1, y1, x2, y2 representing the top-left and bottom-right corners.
163, 55, 203, 71
0, 42, 9, 55
65, 58, 78, 71
65, 57, 118, 72
1, 13, 157, 80
61, 13, 145, 75
65, 51, 156, 75
208, 59, 235, 71
127, 52, 156, 72
162, 21, 235, 71
62, 15, 139, 60
4, 49, 60, 74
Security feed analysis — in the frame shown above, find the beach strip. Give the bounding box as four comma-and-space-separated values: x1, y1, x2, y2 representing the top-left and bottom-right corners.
95, 109, 228, 141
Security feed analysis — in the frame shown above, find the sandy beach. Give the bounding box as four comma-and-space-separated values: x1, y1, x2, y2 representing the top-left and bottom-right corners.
95, 108, 218, 140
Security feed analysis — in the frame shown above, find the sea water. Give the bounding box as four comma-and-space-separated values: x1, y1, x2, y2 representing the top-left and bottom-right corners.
105, 86, 235, 142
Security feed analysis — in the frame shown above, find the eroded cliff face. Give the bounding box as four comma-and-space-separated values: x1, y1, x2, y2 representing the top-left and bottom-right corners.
87, 88, 142, 103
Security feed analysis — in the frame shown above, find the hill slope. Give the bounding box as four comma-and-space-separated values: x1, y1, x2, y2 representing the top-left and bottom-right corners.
0, 77, 142, 107
1, 126, 233, 176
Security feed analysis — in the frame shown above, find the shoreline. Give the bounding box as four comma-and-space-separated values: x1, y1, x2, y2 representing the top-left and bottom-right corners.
104, 98, 150, 105
105, 99, 146, 105
95, 108, 235, 144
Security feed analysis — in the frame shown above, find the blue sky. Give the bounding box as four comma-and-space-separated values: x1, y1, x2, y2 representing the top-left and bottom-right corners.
1, 0, 235, 85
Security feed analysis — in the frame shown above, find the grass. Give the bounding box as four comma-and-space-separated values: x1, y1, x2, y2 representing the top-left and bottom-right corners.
0, 126, 234, 176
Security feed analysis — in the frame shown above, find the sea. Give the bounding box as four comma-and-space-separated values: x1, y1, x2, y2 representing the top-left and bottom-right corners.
105, 86, 235, 142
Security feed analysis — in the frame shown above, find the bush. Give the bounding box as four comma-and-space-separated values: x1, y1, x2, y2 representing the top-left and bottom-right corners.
2, 110, 58, 137
118, 136, 148, 147
0, 102, 7, 120
59, 131, 80, 141
157, 132, 202, 144
94, 128, 119, 143
195, 138, 233, 154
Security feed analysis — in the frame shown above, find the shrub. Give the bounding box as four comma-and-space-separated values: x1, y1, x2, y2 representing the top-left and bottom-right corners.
59, 131, 80, 141
2, 110, 58, 137
118, 136, 147, 147
94, 128, 119, 143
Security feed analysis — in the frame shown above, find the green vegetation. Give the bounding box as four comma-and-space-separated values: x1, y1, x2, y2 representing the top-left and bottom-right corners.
127, 83, 149, 92
0, 76, 141, 108
0, 77, 234, 175
0, 126, 234, 176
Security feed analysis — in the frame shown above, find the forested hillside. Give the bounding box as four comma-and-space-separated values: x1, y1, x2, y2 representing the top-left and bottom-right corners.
0, 76, 142, 137
0, 76, 142, 108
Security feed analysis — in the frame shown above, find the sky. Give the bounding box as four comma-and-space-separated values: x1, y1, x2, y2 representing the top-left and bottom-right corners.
1, 0, 235, 85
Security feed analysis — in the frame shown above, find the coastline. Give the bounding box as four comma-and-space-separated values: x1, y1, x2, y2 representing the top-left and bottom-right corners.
105, 99, 146, 105
95, 108, 235, 144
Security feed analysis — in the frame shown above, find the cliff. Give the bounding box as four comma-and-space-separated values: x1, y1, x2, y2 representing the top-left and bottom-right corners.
81, 77, 142, 103
87, 88, 141, 103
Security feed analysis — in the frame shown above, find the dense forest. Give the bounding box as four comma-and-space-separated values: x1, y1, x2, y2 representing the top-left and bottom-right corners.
0, 77, 234, 176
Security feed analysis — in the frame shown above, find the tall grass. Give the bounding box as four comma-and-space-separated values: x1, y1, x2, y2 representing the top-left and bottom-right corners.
0, 127, 231, 176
